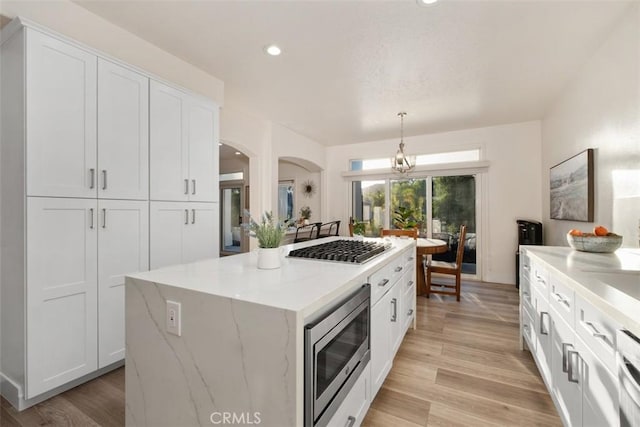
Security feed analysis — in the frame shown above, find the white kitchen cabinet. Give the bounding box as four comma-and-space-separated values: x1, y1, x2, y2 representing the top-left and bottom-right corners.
26, 30, 97, 198
327, 364, 370, 427
370, 284, 392, 398
150, 80, 219, 202
97, 59, 149, 200
97, 200, 149, 368
533, 286, 552, 387
150, 201, 219, 269
26, 197, 98, 398
389, 279, 404, 355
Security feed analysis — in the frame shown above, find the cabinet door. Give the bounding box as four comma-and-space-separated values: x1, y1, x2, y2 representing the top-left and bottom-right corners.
26, 30, 97, 198
184, 202, 219, 263
533, 287, 552, 386
150, 81, 189, 201
98, 200, 149, 368
576, 336, 619, 427
370, 291, 392, 398
98, 59, 149, 200
550, 307, 582, 426
150, 201, 188, 269
186, 100, 219, 202
26, 197, 98, 398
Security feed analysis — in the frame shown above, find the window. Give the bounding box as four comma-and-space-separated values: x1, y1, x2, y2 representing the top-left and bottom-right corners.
220, 171, 244, 182
350, 149, 480, 171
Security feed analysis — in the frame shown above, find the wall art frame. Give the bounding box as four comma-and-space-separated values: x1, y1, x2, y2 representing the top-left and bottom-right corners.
550, 148, 594, 222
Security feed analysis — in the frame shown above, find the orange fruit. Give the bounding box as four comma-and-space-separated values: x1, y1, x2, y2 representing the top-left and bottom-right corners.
569, 229, 583, 236
594, 226, 608, 236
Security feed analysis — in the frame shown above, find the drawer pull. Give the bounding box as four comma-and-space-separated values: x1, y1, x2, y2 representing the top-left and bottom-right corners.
407, 280, 414, 288
394, 266, 403, 273
568, 350, 580, 384
345, 415, 356, 427
583, 321, 609, 341
408, 256, 414, 261
539, 311, 549, 335
522, 291, 530, 297
536, 274, 546, 285
407, 309, 414, 316
562, 342, 573, 373
391, 298, 397, 322
523, 324, 529, 330
523, 264, 530, 271
554, 292, 570, 308
378, 278, 390, 287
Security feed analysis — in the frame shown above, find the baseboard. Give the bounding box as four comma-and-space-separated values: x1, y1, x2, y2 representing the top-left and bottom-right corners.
1, 360, 124, 411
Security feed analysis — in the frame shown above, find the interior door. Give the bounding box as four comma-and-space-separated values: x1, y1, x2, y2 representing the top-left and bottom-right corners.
98, 59, 149, 200
150, 81, 188, 201
185, 202, 219, 263
98, 200, 149, 368
26, 29, 97, 198
187, 100, 219, 202
150, 201, 187, 269
26, 197, 98, 398
220, 184, 246, 255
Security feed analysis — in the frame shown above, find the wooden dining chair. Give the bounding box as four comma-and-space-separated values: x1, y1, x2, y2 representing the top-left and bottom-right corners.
380, 228, 418, 239
348, 222, 354, 237
424, 225, 467, 301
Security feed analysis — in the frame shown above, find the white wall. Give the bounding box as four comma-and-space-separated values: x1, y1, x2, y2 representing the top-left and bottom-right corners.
326, 121, 542, 285
541, 4, 640, 248
0, 0, 224, 104
278, 162, 321, 223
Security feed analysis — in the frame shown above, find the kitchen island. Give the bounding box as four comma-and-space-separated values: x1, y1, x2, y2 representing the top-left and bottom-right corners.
124, 236, 416, 427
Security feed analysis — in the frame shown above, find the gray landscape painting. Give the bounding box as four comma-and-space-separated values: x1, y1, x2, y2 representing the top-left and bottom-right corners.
550, 150, 593, 221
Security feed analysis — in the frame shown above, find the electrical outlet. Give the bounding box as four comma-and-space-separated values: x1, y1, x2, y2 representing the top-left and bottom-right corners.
166, 300, 181, 336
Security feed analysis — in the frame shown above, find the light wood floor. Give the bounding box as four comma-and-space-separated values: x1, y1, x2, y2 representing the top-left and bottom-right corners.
1, 280, 560, 427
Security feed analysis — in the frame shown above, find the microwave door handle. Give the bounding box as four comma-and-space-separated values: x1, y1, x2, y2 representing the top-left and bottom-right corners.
619, 353, 640, 406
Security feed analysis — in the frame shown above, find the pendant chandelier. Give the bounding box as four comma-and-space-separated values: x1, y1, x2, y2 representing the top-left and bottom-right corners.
391, 112, 415, 174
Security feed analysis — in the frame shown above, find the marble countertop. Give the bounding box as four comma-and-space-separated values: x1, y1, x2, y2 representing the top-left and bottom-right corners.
128, 236, 415, 316
522, 246, 640, 335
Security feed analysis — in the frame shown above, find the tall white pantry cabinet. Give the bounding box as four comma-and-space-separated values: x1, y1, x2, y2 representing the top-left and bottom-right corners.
0, 18, 220, 409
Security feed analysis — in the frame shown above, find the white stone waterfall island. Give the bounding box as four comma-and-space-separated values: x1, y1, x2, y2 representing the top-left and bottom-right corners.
124, 237, 415, 427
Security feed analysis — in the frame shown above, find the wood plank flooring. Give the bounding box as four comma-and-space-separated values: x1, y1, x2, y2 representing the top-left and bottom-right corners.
0, 280, 560, 426
363, 280, 561, 427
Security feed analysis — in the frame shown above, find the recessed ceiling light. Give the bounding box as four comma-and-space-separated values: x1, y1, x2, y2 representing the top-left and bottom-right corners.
235, 151, 241, 156
218, 142, 223, 146
264, 44, 282, 56
417, 0, 438, 5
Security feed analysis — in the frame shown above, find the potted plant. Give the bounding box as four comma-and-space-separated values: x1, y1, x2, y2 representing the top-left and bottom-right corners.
243, 211, 286, 269
352, 221, 366, 240
299, 206, 312, 225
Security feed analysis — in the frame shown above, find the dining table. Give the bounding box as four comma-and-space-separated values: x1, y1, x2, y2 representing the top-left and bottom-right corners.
415, 238, 448, 296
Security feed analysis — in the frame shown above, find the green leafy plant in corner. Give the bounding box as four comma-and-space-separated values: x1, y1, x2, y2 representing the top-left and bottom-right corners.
393, 206, 418, 230
243, 210, 286, 248
299, 206, 312, 220
352, 221, 366, 236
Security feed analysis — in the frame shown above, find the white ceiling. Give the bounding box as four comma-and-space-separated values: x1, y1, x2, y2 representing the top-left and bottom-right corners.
74, 0, 631, 146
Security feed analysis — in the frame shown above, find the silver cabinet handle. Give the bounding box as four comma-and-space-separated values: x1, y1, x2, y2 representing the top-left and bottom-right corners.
184, 179, 189, 195
391, 298, 397, 322
523, 291, 530, 297
407, 280, 414, 288
553, 292, 570, 308
539, 311, 549, 335
102, 170, 107, 190
184, 209, 189, 225
345, 416, 356, 427
568, 350, 580, 383
562, 343, 573, 373
583, 321, 608, 341
394, 265, 403, 273
407, 308, 414, 316
378, 278, 389, 287
523, 264, 530, 271
523, 324, 529, 330
89, 208, 94, 229
89, 168, 95, 189
618, 353, 640, 405
192, 179, 196, 195
102, 208, 106, 228
191, 209, 196, 224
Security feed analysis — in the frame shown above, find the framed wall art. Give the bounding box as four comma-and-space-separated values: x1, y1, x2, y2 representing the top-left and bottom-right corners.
550, 148, 594, 222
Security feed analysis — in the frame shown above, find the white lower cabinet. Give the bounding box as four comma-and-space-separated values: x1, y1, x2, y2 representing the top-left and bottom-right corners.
370, 289, 392, 397
97, 200, 149, 368
533, 286, 552, 387
26, 197, 98, 398
327, 364, 371, 427
150, 201, 219, 269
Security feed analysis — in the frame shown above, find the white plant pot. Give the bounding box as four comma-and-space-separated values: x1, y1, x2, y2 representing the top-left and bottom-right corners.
257, 247, 283, 270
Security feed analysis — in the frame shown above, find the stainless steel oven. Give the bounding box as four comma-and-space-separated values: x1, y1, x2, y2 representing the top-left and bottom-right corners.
305, 284, 370, 427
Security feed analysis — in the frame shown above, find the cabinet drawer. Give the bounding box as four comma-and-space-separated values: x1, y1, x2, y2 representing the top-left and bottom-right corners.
521, 306, 536, 352
520, 250, 532, 283
522, 291, 535, 322
520, 276, 533, 307
388, 254, 406, 286
327, 364, 370, 427
531, 261, 550, 297
403, 276, 416, 331
404, 248, 416, 270
370, 264, 393, 305
575, 294, 620, 375
550, 275, 574, 329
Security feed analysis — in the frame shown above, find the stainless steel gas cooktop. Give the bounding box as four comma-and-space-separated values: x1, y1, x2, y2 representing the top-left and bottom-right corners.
287, 239, 390, 264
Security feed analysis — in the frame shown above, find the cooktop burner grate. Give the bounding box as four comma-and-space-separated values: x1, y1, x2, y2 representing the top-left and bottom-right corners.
287, 239, 390, 264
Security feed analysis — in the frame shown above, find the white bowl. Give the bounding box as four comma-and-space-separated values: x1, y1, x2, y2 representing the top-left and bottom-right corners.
566, 233, 623, 253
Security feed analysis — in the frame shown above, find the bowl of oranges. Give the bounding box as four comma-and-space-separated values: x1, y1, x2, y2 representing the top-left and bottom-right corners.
566, 226, 622, 253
